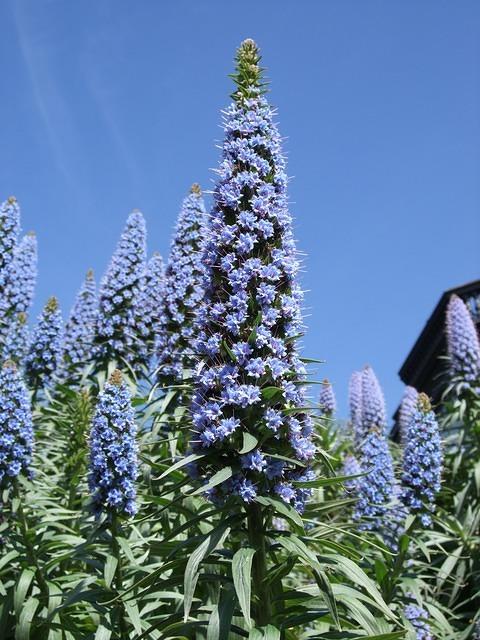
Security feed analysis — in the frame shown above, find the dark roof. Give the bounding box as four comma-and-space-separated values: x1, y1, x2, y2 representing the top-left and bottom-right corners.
399, 279, 480, 395
391, 279, 480, 439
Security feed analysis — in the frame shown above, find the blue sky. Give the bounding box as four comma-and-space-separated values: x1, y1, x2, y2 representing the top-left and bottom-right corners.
1, 1, 479, 418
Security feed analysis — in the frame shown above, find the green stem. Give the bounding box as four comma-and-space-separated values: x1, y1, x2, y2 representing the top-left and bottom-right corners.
247, 503, 272, 626
110, 513, 129, 639
13, 482, 49, 601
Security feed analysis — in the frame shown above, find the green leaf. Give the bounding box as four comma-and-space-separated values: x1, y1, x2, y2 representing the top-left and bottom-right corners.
206, 584, 236, 640
320, 553, 396, 622
184, 525, 230, 621
14, 569, 35, 617
104, 555, 118, 589
189, 467, 233, 496
94, 626, 112, 640
261, 387, 282, 400
255, 496, 304, 530
15, 597, 39, 640
157, 452, 204, 480
313, 568, 341, 630
248, 626, 281, 640
239, 432, 258, 454
232, 547, 255, 629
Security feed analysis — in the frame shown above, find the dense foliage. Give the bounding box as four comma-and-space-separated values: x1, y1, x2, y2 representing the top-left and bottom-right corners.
0, 39, 478, 640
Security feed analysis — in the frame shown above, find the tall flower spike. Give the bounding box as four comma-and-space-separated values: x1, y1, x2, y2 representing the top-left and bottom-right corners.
446, 294, 480, 383
354, 367, 394, 532
0, 196, 20, 280
400, 393, 442, 527
342, 454, 361, 492
156, 184, 207, 383
398, 385, 418, 445
0, 361, 34, 488
88, 370, 138, 517
26, 297, 64, 390
360, 365, 387, 436
137, 252, 165, 367
2, 312, 30, 368
348, 370, 362, 440
353, 427, 395, 532
319, 379, 336, 417
404, 604, 433, 640
190, 40, 315, 511
0, 232, 38, 346
94, 210, 147, 369
62, 269, 97, 376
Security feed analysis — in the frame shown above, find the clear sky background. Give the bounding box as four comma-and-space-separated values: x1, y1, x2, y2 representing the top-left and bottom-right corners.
1, 1, 479, 418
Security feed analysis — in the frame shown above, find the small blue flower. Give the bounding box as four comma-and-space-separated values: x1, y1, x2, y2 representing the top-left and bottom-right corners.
88, 370, 138, 517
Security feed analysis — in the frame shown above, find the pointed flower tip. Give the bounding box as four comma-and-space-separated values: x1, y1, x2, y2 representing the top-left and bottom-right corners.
17, 312, 27, 324
233, 38, 264, 100
86, 268, 94, 279
190, 183, 202, 195
27, 230, 36, 237
109, 369, 123, 386
418, 392, 431, 413
7, 196, 17, 204
238, 38, 259, 58
46, 296, 59, 312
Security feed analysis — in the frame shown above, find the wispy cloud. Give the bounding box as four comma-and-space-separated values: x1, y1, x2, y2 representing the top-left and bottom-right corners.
11, 1, 78, 189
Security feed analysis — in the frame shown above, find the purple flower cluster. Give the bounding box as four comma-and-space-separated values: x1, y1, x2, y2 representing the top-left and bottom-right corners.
88, 370, 138, 517
190, 40, 315, 512
319, 379, 336, 417
0, 196, 20, 281
353, 428, 395, 531
26, 297, 64, 390
95, 210, 147, 369
62, 270, 97, 375
342, 454, 361, 492
137, 252, 165, 364
351, 367, 395, 533
2, 313, 29, 368
404, 604, 433, 640
361, 365, 387, 434
0, 361, 33, 488
401, 394, 442, 527
348, 371, 362, 441
156, 185, 206, 382
2, 232, 38, 317
398, 385, 419, 445
446, 294, 480, 383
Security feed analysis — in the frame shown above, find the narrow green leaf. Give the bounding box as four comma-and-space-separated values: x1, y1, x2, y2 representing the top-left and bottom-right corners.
157, 452, 204, 480
184, 525, 230, 621
94, 625, 112, 640
239, 433, 258, 454
15, 597, 39, 640
232, 548, 255, 629
14, 569, 35, 617
255, 496, 304, 530
189, 467, 232, 496
104, 555, 118, 589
